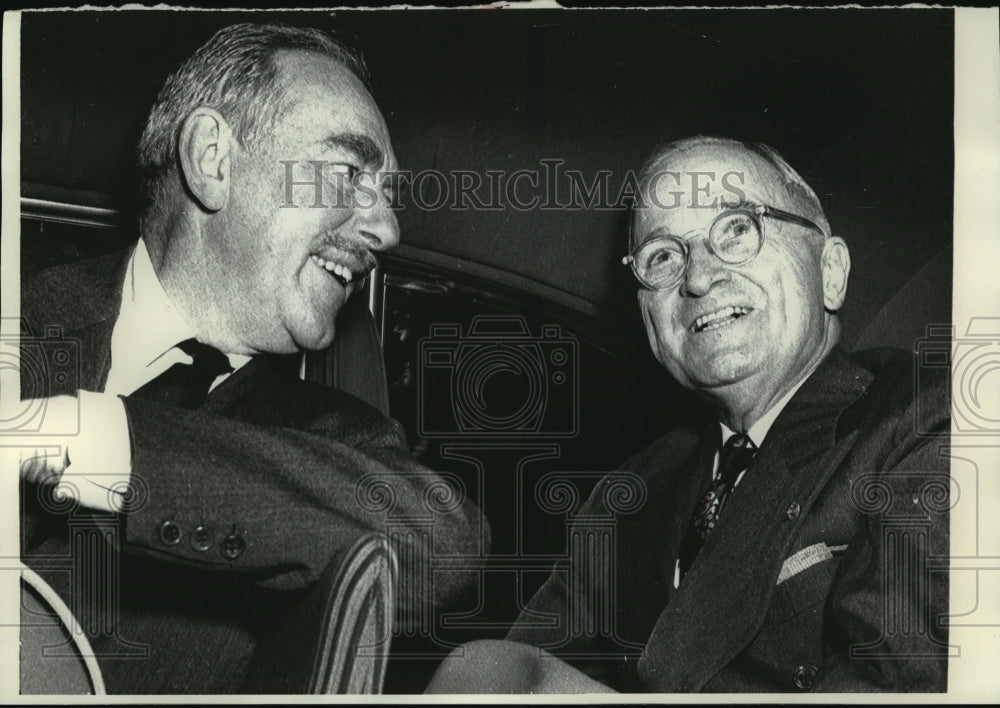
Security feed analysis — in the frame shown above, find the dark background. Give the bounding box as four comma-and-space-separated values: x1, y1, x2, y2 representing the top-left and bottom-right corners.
20, 8, 954, 350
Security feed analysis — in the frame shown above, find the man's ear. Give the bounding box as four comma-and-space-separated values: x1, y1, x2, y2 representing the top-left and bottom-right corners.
821, 236, 851, 311
178, 107, 234, 212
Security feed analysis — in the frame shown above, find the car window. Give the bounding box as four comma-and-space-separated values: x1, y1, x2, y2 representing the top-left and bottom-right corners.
375, 258, 703, 646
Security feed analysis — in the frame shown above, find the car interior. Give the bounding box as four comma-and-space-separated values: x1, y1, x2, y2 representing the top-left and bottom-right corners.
16, 8, 954, 695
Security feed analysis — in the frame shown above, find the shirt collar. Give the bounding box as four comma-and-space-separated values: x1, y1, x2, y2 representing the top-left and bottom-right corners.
719, 371, 812, 448
106, 239, 196, 390
104, 240, 250, 395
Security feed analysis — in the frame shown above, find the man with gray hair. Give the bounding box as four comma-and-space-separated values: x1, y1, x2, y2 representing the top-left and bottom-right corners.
19, 23, 483, 693
427, 136, 950, 693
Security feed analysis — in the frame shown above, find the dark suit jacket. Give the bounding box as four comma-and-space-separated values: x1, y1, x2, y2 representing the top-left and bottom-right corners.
20, 247, 486, 693
507, 347, 950, 692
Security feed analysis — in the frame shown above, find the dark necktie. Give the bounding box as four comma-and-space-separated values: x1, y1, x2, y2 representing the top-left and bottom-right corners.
677, 432, 758, 578
130, 338, 233, 409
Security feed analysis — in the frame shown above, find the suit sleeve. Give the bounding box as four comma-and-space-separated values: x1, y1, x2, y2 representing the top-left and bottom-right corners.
118, 395, 487, 630
815, 375, 951, 692
505, 472, 637, 688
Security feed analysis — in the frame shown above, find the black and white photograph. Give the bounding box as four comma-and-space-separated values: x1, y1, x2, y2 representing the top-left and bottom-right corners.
2, 4, 998, 699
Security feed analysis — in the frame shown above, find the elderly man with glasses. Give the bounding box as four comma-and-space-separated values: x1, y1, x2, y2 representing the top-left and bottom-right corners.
426, 136, 951, 694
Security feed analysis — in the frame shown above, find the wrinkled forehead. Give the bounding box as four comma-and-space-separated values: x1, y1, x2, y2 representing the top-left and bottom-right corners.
629, 139, 830, 249
633, 143, 813, 239
274, 49, 397, 170
642, 145, 775, 211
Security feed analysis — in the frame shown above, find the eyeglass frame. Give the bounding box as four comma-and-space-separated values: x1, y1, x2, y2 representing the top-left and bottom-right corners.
622, 203, 828, 291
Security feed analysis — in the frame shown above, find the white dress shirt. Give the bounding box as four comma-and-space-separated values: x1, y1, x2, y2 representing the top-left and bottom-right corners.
718, 373, 810, 486
58, 240, 250, 511
671, 371, 814, 589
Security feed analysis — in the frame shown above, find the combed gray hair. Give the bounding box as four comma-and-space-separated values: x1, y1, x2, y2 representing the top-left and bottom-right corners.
136, 22, 368, 213
635, 135, 831, 238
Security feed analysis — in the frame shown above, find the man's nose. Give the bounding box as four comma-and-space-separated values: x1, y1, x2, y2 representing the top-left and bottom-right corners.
679, 237, 730, 297
354, 176, 400, 252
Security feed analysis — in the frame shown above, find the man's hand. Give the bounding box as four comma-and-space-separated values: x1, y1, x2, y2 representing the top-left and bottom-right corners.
425, 640, 618, 694
19, 442, 69, 485
12, 395, 78, 486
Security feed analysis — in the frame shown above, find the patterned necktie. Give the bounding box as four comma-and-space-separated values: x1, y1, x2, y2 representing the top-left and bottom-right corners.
677, 432, 758, 578
130, 338, 233, 410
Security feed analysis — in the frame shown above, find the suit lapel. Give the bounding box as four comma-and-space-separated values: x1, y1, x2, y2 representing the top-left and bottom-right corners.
22, 248, 133, 394
67, 251, 132, 392
200, 353, 301, 416
653, 422, 719, 594
636, 349, 874, 691
70, 319, 117, 392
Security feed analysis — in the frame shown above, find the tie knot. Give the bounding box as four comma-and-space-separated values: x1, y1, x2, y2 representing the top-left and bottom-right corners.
718, 432, 757, 484
177, 338, 233, 378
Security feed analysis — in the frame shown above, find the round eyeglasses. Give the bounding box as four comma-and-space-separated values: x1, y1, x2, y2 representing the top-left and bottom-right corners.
622, 204, 827, 291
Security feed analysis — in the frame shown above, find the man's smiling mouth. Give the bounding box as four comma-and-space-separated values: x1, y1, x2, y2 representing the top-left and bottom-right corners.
691, 306, 753, 333
310, 253, 356, 287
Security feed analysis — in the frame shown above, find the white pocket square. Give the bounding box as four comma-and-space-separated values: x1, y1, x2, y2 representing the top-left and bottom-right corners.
777, 542, 848, 585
